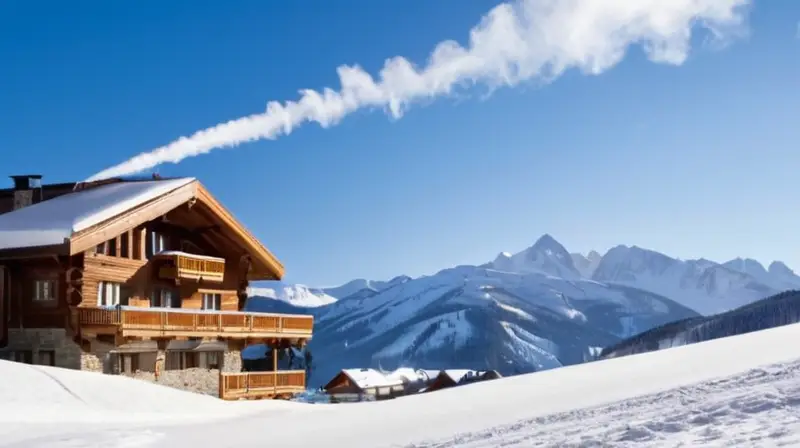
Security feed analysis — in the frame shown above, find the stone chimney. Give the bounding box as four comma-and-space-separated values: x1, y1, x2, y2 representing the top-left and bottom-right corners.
9, 175, 43, 210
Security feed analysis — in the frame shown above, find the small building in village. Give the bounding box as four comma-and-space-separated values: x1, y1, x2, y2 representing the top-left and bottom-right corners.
322, 368, 405, 402
321, 367, 501, 401
424, 369, 502, 393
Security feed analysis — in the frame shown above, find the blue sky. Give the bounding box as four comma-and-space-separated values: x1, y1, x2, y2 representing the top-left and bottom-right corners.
1, 1, 799, 286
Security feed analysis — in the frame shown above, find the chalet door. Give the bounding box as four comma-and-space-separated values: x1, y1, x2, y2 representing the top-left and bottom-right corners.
0, 266, 6, 348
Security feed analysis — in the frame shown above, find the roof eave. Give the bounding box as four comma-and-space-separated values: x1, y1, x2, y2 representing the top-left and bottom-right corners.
0, 241, 70, 260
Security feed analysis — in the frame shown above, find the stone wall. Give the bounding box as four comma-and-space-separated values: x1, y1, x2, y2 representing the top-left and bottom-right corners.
80, 339, 117, 373
0, 332, 243, 398
0, 328, 82, 369
131, 368, 221, 396
223, 349, 242, 372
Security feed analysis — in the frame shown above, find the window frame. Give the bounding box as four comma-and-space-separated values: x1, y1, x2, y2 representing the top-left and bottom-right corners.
96, 281, 123, 307
201, 292, 221, 311
32, 278, 57, 303
151, 287, 181, 308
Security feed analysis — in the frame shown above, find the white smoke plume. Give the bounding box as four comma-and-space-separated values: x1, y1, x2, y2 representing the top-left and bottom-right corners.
88, 0, 751, 181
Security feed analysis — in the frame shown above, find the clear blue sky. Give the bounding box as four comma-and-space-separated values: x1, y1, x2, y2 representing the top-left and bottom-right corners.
1, 1, 799, 286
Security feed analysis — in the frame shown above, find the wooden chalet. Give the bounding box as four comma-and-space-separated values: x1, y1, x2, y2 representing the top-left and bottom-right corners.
425, 369, 502, 393
0, 174, 312, 400
321, 368, 437, 402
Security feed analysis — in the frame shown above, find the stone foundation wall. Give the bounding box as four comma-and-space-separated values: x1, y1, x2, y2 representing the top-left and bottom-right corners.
0, 331, 243, 398
0, 328, 82, 369
223, 349, 242, 372
80, 339, 118, 373
131, 368, 221, 396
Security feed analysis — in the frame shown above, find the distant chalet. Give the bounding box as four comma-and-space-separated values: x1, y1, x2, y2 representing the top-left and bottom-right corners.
0, 173, 312, 400
322, 367, 501, 402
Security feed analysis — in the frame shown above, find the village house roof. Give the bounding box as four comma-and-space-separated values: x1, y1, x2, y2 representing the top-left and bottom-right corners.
0, 176, 284, 279
338, 368, 405, 390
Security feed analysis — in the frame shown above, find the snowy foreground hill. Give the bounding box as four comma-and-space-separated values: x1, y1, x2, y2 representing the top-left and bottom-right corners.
248, 235, 799, 386
2, 324, 800, 447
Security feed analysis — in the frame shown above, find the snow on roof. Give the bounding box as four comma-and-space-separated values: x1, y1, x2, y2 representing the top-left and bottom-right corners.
155, 250, 225, 262
0, 178, 194, 250
441, 369, 475, 383
341, 368, 403, 389
385, 367, 423, 383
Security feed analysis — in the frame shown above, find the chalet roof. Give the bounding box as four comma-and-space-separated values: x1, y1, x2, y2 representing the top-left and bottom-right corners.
0, 178, 193, 250
341, 368, 404, 390
0, 176, 284, 279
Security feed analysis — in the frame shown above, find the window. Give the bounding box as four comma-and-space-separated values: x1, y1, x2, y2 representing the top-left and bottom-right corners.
12, 350, 32, 364
33, 279, 56, 302
200, 351, 221, 370
151, 288, 180, 308
37, 350, 55, 366
119, 353, 140, 374
97, 281, 122, 307
202, 293, 221, 311
165, 351, 198, 370
150, 231, 166, 256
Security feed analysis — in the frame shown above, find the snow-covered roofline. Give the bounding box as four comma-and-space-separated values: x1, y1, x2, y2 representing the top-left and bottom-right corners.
0, 178, 195, 251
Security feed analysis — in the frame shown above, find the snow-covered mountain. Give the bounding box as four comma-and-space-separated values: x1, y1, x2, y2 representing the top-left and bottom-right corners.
571, 250, 602, 278
591, 245, 776, 315
487, 234, 580, 279
247, 283, 336, 308
721, 258, 800, 292
321, 275, 411, 300
247, 234, 796, 387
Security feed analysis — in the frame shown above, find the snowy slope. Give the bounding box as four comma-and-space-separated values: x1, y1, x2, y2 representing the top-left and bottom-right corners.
3, 323, 800, 447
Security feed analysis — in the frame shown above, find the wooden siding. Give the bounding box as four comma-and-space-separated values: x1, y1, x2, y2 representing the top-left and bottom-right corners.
1, 257, 70, 330
80, 223, 244, 312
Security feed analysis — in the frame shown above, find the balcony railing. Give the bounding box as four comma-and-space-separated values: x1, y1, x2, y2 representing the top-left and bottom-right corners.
219, 370, 306, 400
77, 307, 313, 339
154, 251, 225, 283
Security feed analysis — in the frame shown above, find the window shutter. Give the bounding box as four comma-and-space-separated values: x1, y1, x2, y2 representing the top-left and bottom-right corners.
97, 282, 103, 306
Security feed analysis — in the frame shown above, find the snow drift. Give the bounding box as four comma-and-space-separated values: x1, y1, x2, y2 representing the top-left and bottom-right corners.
2, 323, 800, 447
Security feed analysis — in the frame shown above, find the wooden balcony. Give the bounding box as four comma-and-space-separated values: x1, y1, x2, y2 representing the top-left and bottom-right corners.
77, 307, 313, 340
154, 251, 225, 283
219, 370, 306, 400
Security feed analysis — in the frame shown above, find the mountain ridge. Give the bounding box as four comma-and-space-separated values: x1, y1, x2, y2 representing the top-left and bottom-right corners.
247, 234, 797, 387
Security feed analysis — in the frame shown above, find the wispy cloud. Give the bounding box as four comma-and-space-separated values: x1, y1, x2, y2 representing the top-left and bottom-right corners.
88, 0, 752, 181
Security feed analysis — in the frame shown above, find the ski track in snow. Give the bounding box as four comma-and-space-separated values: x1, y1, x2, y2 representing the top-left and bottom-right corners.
408, 361, 800, 448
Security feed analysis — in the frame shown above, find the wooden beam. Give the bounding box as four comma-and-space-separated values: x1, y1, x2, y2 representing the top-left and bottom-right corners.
0, 244, 69, 260
139, 227, 146, 260
126, 229, 133, 259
